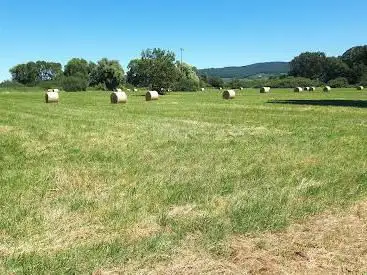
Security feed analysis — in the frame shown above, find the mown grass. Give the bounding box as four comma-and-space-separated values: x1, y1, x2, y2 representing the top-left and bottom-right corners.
0, 88, 366, 273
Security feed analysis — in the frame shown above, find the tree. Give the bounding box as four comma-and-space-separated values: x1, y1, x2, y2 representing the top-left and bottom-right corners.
289, 52, 327, 80
208, 76, 224, 88
64, 58, 90, 79
327, 77, 349, 88
228, 78, 243, 89
341, 46, 367, 84
10, 61, 62, 85
90, 58, 124, 90
36, 61, 62, 81
341, 46, 367, 67
322, 57, 350, 83
174, 62, 200, 91
126, 59, 150, 87
10, 62, 39, 85
127, 48, 180, 92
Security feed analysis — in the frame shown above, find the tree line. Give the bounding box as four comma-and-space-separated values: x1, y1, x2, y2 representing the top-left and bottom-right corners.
2, 45, 367, 91
289, 45, 367, 87
5, 48, 201, 92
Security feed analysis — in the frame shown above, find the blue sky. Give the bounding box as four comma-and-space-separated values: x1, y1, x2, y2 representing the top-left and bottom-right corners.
0, 0, 366, 81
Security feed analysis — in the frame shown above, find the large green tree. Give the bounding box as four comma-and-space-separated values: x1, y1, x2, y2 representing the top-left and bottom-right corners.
127, 48, 180, 92
322, 57, 350, 83
90, 58, 124, 90
10, 61, 62, 85
289, 52, 327, 80
64, 58, 90, 79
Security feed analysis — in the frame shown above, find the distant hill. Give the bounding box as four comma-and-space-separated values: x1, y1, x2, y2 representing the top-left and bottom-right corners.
199, 62, 290, 79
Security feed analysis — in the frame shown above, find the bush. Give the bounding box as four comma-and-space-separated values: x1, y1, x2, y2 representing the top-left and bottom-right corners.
174, 78, 200, 91
0, 80, 25, 89
359, 74, 367, 87
208, 76, 224, 88
327, 77, 349, 88
62, 76, 88, 92
88, 83, 106, 91
38, 80, 62, 90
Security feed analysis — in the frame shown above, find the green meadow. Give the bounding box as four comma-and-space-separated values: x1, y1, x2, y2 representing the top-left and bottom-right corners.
0, 88, 366, 273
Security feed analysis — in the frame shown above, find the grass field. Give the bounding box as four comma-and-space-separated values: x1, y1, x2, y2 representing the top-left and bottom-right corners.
0, 88, 366, 273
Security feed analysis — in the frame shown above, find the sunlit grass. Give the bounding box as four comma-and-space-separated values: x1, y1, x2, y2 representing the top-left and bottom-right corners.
0, 88, 366, 273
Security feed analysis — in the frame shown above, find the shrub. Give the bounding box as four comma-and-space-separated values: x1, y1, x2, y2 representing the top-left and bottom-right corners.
174, 78, 200, 91
62, 76, 88, 92
38, 80, 62, 90
0, 80, 25, 89
327, 77, 349, 88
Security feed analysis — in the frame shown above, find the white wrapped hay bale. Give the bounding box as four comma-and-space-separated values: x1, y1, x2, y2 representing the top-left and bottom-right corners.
219, 87, 223, 90
304, 87, 310, 91
114, 88, 123, 92
127, 88, 131, 92
146, 91, 159, 101
240, 87, 244, 90
294, 87, 303, 92
223, 89, 235, 99
133, 88, 138, 92
110, 91, 127, 104
260, 87, 271, 93
323, 86, 331, 92
357, 86, 364, 90
201, 88, 205, 91
45, 91, 59, 103
310, 87, 316, 91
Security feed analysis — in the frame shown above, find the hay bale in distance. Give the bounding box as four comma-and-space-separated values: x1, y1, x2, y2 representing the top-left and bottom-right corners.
219, 87, 223, 90
260, 87, 271, 93
45, 91, 59, 103
115, 88, 123, 92
323, 86, 331, 92
240, 87, 244, 90
127, 88, 131, 92
223, 89, 235, 100
304, 87, 310, 91
201, 88, 205, 91
133, 88, 138, 92
110, 91, 127, 104
310, 87, 316, 91
146, 91, 159, 101
357, 86, 364, 90
294, 87, 303, 92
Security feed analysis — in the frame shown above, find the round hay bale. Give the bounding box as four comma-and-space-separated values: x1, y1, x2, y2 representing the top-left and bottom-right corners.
114, 88, 123, 93
310, 87, 316, 91
357, 86, 364, 90
304, 87, 310, 91
127, 88, 131, 92
201, 88, 205, 91
146, 91, 159, 101
219, 87, 223, 90
294, 87, 303, 92
53, 88, 60, 93
110, 91, 127, 104
260, 87, 271, 93
323, 86, 331, 92
223, 89, 235, 100
45, 91, 59, 103
240, 87, 244, 90
133, 88, 138, 92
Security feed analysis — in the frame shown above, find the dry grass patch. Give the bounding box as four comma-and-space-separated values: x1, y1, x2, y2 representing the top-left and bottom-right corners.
115, 200, 367, 274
